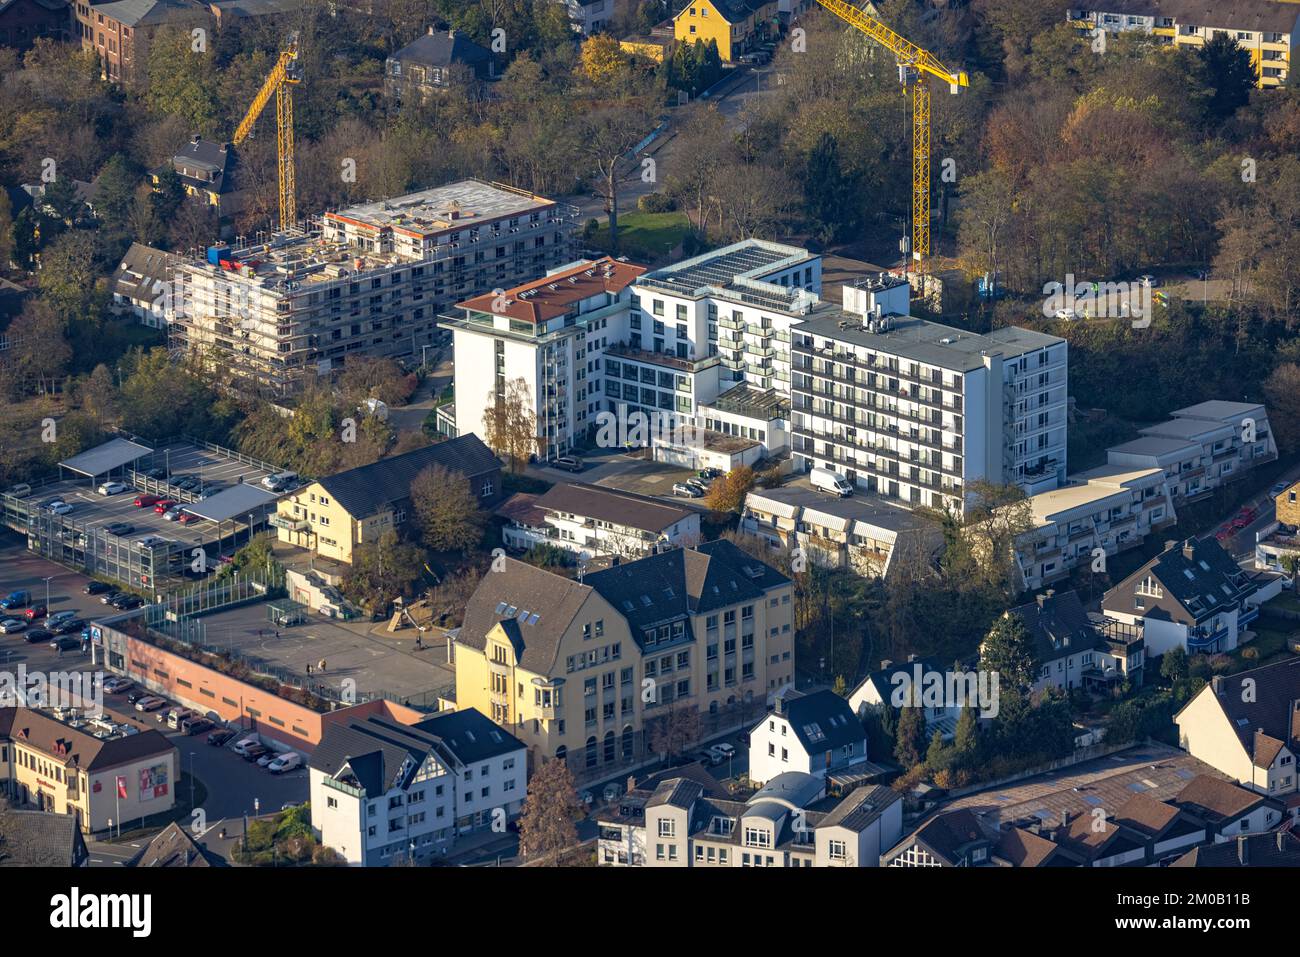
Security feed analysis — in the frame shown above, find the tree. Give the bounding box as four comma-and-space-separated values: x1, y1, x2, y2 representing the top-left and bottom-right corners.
7, 301, 70, 395
952, 705, 980, 762
80, 364, 118, 427
1160, 646, 1190, 685
341, 529, 424, 611
37, 230, 105, 326
0, 188, 14, 271
804, 132, 856, 243
978, 611, 1038, 703
580, 34, 629, 87
705, 465, 755, 514
1264, 363, 1300, 454
1196, 32, 1255, 124
93, 155, 137, 232
578, 102, 654, 253
518, 757, 583, 864
648, 700, 701, 759
410, 463, 487, 552
893, 699, 927, 769
482, 377, 537, 471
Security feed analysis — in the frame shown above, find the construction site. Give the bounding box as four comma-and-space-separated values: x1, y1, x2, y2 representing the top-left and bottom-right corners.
169, 179, 581, 395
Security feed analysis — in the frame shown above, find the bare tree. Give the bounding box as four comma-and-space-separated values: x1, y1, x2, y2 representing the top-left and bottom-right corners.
578, 102, 654, 253
518, 757, 584, 865
482, 377, 537, 471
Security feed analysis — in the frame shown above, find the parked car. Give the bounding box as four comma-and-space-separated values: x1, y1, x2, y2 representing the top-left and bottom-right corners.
126, 690, 147, 704
162, 507, 184, 522
103, 522, 135, 537
242, 745, 271, 762
135, 696, 167, 712
267, 753, 302, 774
100, 590, 124, 604
23, 604, 48, 621
53, 618, 86, 635
207, 728, 236, 747
0, 591, 31, 610
140, 467, 168, 481
183, 717, 213, 735
173, 477, 200, 491
672, 483, 703, 498
46, 610, 77, 627
708, 743, 736, 764
256, 751, 278, 767
97, 482, 128, 496
134, 494, 163, 508
231, 736, 261, 755
102, 677, 133, 694
111, 595, 143, 610
1136, 274, 1159, 288
602, 782, 623, 803
48, 636, 80, 651
153, 500, 178, 514
1271, 482, 1289, 497
48, 501, 74, 515
698, 467, 723, 480
177, 512, 199, 525
136, 535, 168, 549
24, 628, 52, 644
0, 618, 27, 634
83, 581, 113, 595
553, 455, 584, 473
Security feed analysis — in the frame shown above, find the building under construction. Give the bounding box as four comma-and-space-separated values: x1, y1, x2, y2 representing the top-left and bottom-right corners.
169, 179, 581, 395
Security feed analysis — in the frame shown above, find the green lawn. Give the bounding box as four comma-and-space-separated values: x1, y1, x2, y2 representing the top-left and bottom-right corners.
589, 211, 690, 262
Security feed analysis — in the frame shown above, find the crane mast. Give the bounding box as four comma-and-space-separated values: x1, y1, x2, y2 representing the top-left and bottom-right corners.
233, 34, 302, 232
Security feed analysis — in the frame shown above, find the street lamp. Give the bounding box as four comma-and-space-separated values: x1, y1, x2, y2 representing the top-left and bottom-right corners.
189, 752, 196, 810
42, 575, 53, 610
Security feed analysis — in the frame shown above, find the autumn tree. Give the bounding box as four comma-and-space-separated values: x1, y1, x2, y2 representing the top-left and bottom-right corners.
1264, 363, 1300, 454
482, 377, 537, 471
341, 529, 424, 611
578, 102, 654, 253
518, 757, 583, 865
705, 465, 755, 514
410, 463, 487, 552
580, 34, 629, 87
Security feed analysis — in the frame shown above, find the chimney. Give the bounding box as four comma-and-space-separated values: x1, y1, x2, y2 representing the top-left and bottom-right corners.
1182, 539, 1197, 561
448, 28, 457, 38
1037, 588, 1055, 609
1163, 540, 1177, 552
907, 653, 917, 663
1211, 675, 1224, 696
774, 691, 787, 716
626, 775, 636, 793
427, 25, 434, 35
1237, 834, 1250, 866
1291, 700, 1300, 745
1060, 809, 1070, 829
1279, 831, 1288, 852
880, 659, 893, 671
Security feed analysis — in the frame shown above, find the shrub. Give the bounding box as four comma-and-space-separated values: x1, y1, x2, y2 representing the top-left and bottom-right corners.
637, 192, 677, 213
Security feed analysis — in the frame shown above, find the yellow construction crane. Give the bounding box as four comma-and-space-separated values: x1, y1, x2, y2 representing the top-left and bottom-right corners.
233, 34, 302, 232
813, 0, 967, 263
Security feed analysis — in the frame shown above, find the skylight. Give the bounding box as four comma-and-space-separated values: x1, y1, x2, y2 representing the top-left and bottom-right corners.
495, 601, 509, 614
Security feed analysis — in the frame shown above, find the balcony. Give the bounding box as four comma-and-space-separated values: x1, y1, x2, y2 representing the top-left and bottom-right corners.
270, 514, 310, 533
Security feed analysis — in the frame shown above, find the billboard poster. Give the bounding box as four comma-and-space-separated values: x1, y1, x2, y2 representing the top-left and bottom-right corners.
139, 764, 169, 801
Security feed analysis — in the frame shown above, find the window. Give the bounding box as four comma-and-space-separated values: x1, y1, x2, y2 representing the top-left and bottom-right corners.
828, 839, 847, 862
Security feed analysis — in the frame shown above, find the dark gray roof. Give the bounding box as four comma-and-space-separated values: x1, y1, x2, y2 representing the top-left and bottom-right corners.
412, 708, 522, 765
773, 690, 865, 755
817, 784, 900, 833
0, 707, 175, 772
0, 809, 88, 867
112, 243, 175, 304
1172, 831, 1300, 868
1010, 589, 1106, 664
647, 778, 705, 810
316, 434, 499, 519
888, 808, 990, 866
1104, 537, 1257, 625
535, 482, 694, 535
183, 483, 279, 523
1174, 657, 1300, 765
390, 29, 492, 68
92, 0, 207, 28
853, 656, 949, 706
131, 821, 217, 867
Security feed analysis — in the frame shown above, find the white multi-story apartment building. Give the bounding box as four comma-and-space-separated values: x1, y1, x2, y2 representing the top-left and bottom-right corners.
173, 179, 579, 395
441, 256, 644, 459
308, 708, 526, 866
790, 281, 1069, 514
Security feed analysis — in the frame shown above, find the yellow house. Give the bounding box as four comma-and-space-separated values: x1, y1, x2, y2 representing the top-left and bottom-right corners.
673, 0, 779, 62
454, 540, 795, 776
272, 433, 502, 565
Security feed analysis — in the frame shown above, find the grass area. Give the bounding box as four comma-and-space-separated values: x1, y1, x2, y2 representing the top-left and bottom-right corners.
589, 211, 691, 262
1267, 590, 1300, 615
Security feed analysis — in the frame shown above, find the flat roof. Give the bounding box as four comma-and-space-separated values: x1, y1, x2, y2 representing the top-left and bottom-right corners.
1139, 417, 1234, 441
637, 239, 816, 313
1107, 434, 1202, 459
705, 384, 790, 421
60, 438, 152, 478
1170, 399, 1266, 423
796, 310, 1063, 372
746, 483, 934, 536
1025, 470, 1163, 525
182, 483, 280, 523
326, 180, 555, 236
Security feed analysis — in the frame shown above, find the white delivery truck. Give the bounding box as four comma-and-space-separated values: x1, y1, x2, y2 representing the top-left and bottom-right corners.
809, 467, 853, 498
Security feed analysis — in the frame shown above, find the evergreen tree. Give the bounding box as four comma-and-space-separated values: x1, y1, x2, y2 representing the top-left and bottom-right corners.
952, 705, 980, 761
979, 612, 1039, 703
1196, 32, 1255, 123
894, 701, 927, 768
804, 132, 856, 244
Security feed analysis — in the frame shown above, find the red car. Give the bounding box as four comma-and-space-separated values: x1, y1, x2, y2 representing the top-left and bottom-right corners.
177, 512, 199, 525
134, 494, 163, 508
23, 605, 47, 621
153, 499, 178, 514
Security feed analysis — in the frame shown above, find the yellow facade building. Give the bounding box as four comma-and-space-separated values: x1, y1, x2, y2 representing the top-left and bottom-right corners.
673, 0, 779, 62
454, 540, 795, 777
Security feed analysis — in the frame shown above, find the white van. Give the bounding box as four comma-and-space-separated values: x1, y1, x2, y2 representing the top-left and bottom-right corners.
810, 467, 853, 498
267, 753, 301, 774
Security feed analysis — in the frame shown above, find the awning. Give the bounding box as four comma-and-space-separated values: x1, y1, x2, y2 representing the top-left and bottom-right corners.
181, 484, 280, 523
60, 438, 152, 478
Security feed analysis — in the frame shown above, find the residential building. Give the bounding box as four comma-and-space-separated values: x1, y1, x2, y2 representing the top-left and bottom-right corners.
1174, 658, 1300, 798
384, 28, 495, 102
441, 256, 646, 458
1108, 400, 1277, 502
1013, 464, 1175, 591
149, 136, 248, 225
309, 707, 526, 866
1173, 773, 1285, 841
1068, 1, 1300, 88
130, 820, 219, 866
849, 656, 962, 739
1255, 479, 1300, 574
747, 689, 868, 786
272, 433, 501, 565
1102, 536, 1279, 656
791, 282, 1069, 514
555, 0, 630, 35
496, 481, 700, 560
673, 0, 779, 62
110, 243, 177, 328
74, 0, 209, 85
172, 179, 580, 395
0, 808, 88, 867
1008, 589, 1144, 694
883, 808, 994, 866
0, 707, 177, 833
453, 540, 794, 777
740, 482, 942, 582
597, 768, 904, 867
1173, 830, 1300, 867
0, 0, 71, 50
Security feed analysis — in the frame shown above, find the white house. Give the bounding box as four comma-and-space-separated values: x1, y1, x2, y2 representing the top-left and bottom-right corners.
309, 708, 526, 866
748, 689, 868, 787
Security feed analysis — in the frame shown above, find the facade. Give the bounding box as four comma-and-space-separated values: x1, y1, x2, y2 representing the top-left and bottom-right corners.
1256, 479, 1300, 574
673, 0, 779, 62
740, 482, 942, 582
791, 282, 1068, 515
1068, 1, 1300, 88
883, 808, 994, 867
309, 708, 526, 866
849, 656, 962, 739
272, 433, 502, 565
453, 540, 794, 777
110, 242, 176, 328
1013, 464, 1175, 591
1174, 658, 1300, 798
1102, 536, 1277, 656
0, 0, 70, 50
497, 481, 700, 560
747, 689, 868, 786
597, 768, 904, 867
385, 28, 494, 102
173, 180, 580, 395
556, 0, 630, 35
1008, 590, 1143, 694
74, 0, 209, 85
442, 256, 646, 459
0, 707, 177, 834
1108, 400, 1278, 503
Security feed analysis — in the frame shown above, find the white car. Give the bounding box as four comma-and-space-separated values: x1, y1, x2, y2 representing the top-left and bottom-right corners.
0, 618, 26, 634
48, 501, 73, 515
268, 753, 302, 774
708, 743, 736, 763
672, 483, 704, 498
162, 507, 183, 522
1054, 308, 1078, 321
97, 482, 128, 496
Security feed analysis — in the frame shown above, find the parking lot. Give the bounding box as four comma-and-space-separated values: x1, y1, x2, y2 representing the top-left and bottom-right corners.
0, 543, 122, 645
